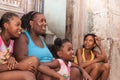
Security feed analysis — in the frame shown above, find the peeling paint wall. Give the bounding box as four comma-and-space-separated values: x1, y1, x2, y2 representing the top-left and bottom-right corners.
72, 0, 120, 80
44, 0, 66, 39
86, 0, 120, 80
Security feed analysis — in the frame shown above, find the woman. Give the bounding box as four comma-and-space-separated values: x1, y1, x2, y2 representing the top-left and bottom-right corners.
14, 11, 64, 80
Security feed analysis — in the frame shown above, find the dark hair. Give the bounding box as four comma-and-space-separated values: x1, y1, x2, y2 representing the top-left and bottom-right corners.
0, 12, 19, 30
83, 33, 96, 50
50, 38, 71, 58
21, 11, 42, 32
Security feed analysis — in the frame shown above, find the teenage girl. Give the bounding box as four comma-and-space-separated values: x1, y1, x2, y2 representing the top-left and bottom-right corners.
76, 33, 110, 80
0, 12, 39, 80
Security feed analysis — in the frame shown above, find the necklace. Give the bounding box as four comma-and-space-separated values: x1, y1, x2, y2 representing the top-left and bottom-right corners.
82, 48, 94, 62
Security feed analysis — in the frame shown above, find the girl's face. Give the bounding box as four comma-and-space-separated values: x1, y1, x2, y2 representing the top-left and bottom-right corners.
60, 42, 74, 61
83, 35, 95, 50
6, 16, 22, 38
31, 14, 46, 35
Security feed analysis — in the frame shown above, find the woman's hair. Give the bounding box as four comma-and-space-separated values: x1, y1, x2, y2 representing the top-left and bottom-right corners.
0, 12, 19, 30
83, 33, 96, 50
50, 38, 71, 58
21, 11, 42, 32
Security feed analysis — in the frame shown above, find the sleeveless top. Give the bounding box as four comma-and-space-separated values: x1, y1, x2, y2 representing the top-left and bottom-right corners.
57, 59, 71, 80
74, 48, 95, 63
0, 35, 14, 64
82, 48, 95, 62
25, 31, 54, 62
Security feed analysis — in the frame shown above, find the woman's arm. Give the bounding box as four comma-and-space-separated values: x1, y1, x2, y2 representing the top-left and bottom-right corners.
40, 59, 60, 69
14, 33, 29, 61
38, 60, 65, 80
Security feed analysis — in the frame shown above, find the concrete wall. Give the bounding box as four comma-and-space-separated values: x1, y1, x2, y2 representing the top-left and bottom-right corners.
44, 0, 66, 38
0, 0, 35, 18
72, 0, 120, 80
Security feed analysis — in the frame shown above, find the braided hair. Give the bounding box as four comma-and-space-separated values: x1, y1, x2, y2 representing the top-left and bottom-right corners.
21, 11, 42, 32
50, 38, 71, 58
0, 12, 19, 30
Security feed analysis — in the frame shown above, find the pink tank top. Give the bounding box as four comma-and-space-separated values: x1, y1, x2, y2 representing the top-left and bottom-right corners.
57, 59, 71, 80
0, 36, 14, 53
0, 36, 14, 64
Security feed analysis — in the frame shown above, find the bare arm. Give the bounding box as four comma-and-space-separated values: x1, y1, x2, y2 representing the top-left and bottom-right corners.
0, 64, 10, 72
72, 63, 92, 80
14, 33, 29, 61
95, 37, 108, 63
76, 48, 96, 68
38, 60, 65, 80
40, 59, 60, 69
76, 48, 106, 68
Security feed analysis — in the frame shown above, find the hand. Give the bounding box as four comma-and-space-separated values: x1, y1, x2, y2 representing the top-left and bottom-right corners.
15, 61, 36, 73
95, 37, 102, 47
7, 57, 18, 70
83, 71, 92, 80
59, 77, 65, 80
58, 75, 65, 80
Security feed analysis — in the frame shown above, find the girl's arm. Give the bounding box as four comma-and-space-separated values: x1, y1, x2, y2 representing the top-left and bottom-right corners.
72, 63, 92, 80
38, 60, 65, 80
95, 37, 108, 63
76, 48, 96, 68
0, 64, 11, 72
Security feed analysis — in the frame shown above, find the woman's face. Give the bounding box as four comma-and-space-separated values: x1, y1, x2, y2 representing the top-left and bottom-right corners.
32, 14, 46, 35
6, 16, 22, 38
83, 35, 95, 49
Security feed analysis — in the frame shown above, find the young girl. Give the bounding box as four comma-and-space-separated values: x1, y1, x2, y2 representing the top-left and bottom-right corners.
76, 33, 110, 80
49, 38, 92, 80
0, 12, 39, 80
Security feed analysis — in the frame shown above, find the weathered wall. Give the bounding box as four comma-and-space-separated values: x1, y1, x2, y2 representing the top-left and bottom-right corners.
44, 0, 66, 39
72, 0, 120, 80
0, 0, 35, 18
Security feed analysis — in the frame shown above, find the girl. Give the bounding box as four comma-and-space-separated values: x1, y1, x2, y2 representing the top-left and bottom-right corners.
76, 33, 110, 80
49, 38, 92, 80
0, 12, 39, 80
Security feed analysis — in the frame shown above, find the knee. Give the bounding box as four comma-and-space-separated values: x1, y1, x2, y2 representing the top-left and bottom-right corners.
92, 63, 100, 69
29, 56, 39, 67
23, 71, 36, 80
71, 67, 82, 79
71, 67, 80, 75
102, 63, 110, 71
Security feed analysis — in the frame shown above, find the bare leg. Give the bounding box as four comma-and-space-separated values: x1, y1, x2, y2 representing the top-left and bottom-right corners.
85, 63, 100, 80
0, 71, 36, 80
70, 67, 83, 80
100, 63, 110, 80
37, 72, 53, 80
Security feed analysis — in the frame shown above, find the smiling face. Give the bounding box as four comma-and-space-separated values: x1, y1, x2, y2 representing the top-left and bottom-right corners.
83, 35, 96, 50
30, 14, 46, 35
59, 42, 74, 61
5, 16, 22, 38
